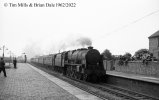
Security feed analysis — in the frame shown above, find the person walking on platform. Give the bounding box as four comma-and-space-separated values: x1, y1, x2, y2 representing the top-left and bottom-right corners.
13, 58, 17, 68
0, 58, 7, 77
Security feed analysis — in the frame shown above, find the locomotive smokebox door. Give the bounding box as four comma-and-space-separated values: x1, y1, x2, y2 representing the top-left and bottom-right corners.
86, 49, 100, 65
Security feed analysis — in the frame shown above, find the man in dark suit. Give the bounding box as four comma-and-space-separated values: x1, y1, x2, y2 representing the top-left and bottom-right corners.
13, 58, 17, 68
0, 58, 7, 77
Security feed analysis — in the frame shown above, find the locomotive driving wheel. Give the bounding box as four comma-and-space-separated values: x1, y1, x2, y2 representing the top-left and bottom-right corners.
77, 73, 81, 80
66, 66, 71, 77
83, 74, 88, 81
72, 71, 76, 78
79, 74, 83, 80
70, 71, 74, 78
66, 70, 69, 76
74, 72, 77, 79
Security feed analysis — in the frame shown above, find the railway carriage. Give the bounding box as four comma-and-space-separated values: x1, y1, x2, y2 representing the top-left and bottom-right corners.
38, 56, 44, 64
43, 54, 55, 66
31, 57, 38, 63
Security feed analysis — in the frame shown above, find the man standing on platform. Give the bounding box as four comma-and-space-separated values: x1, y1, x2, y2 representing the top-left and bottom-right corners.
0, 58, 7, 77
13, 58, 17, 68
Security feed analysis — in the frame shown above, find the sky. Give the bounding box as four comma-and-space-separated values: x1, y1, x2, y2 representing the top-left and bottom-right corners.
0, 0, 159, 59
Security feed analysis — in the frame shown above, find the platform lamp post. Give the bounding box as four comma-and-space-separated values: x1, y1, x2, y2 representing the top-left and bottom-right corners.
22, 53, 27, 63
0, 45, 8, 58
8, 51, 12, 66
12, 53, 15, 61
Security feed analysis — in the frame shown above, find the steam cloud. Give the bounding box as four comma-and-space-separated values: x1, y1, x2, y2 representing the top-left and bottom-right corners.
58, 36, 92, 51
76, 37, 92, 47
23, 36, 92, 59
23, 40, 45, 59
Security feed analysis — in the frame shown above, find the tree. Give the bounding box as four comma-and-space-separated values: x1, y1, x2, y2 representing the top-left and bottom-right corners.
134, 49, 150, 60
123, 52, 132, 60
101, 49, 112, 60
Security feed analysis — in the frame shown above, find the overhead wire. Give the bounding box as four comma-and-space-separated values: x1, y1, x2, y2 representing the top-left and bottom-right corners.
103, 9, 159, 37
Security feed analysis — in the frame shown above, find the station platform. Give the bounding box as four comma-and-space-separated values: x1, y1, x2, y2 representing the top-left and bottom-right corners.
0, 63, 102, 100
106, 71, 159, 84
106, 71, 159, 99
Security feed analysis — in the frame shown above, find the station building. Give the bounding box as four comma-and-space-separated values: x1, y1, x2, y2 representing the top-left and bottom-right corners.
148, 30, 159, 59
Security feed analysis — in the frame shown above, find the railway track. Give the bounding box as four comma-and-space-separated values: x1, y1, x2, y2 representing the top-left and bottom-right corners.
96, 83, 158, 100
30, 63, 158, 100
66, 76, 158, 100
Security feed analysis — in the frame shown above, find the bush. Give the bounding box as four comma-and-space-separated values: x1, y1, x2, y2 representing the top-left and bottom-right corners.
134, 49, 150, 60
101, 49, 112, 60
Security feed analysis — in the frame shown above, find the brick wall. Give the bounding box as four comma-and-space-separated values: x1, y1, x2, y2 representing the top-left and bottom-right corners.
104, 60, 159, 77
149, 37, 159, 59
149, 38, 158, 52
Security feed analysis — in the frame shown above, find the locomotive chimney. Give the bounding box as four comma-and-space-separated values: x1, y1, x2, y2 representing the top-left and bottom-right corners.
88, 46, 93, 49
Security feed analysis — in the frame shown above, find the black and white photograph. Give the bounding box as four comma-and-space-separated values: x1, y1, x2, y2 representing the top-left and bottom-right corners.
0, 0, 159, 99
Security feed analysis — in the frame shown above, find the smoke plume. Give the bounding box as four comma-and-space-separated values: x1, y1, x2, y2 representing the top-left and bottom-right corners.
23, 40, 44, 59
23, 36, 92, 59
58, 36, 92, 51
76, 37, 92, 47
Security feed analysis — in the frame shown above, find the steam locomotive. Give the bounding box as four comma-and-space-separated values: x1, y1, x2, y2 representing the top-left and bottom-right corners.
31, 46, 106, 82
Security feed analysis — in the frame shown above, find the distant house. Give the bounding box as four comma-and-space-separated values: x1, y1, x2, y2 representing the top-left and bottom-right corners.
148, 30, 159, 59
